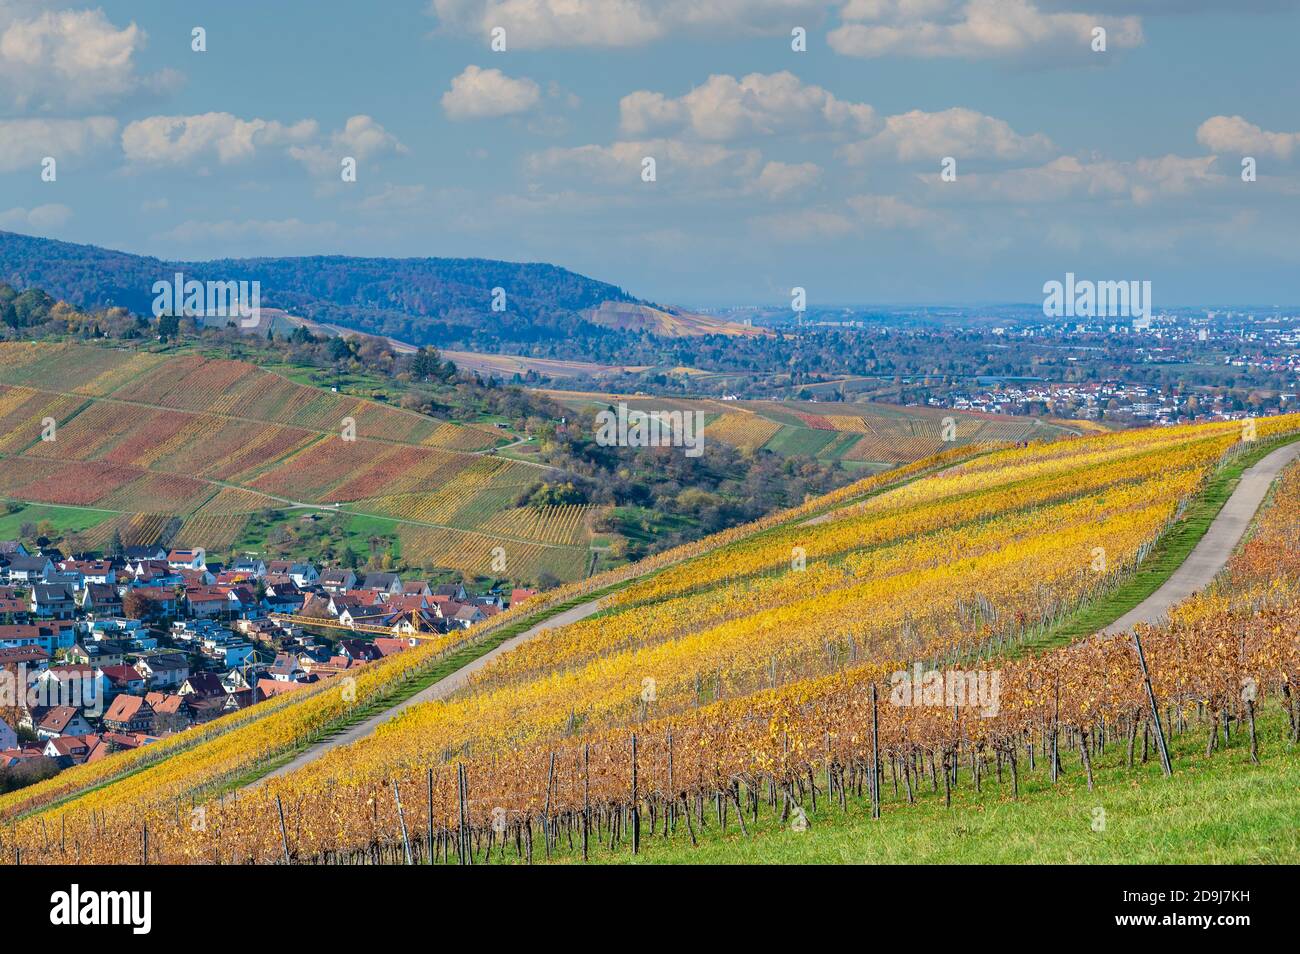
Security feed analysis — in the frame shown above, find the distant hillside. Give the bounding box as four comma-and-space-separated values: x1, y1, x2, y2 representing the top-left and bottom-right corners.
0, 230, 647, 348
582, 301, 769, 338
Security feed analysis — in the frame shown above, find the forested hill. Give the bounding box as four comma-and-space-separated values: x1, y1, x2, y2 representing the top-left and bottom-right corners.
0, 230, 638, 347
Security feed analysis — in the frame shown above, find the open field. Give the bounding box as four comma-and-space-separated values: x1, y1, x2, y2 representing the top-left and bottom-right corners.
9, 415, 1299, 863
0, 342, 592, 581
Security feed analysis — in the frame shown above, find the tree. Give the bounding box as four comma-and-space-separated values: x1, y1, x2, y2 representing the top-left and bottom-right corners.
158, 314, 180, 341
122, 590, 159, 621
63, 530, 86, 556
410, 346, 442, 381
527, 481, 587, 508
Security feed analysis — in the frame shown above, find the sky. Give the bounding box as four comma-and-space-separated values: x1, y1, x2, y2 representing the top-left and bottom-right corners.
1, 0, 1298, 309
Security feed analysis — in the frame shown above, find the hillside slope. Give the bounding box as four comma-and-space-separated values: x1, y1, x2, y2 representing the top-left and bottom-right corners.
0, 341, 594, 582
8, 417, 1300, 863
0, 230, 724, 348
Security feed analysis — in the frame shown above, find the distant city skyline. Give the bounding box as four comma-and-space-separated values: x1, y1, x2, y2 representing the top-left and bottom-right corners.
2, 0, 1298, 308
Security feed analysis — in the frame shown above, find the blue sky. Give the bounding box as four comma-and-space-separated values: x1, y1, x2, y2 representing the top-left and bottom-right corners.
1, 0, 1298, 308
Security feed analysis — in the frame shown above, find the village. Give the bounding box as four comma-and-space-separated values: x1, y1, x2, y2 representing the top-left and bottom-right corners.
0, 539, 534, 790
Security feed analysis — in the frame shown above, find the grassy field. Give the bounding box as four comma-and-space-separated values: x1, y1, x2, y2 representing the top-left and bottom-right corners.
0, 501, 115, 538
761, 424, 841, 457
543, 707, 1300, 866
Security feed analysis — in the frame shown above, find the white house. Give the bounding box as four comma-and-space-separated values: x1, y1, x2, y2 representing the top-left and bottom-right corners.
318, 568, 357, 593
166, 548, 206, 571
268, 561, 319, 587
33, 706, 94, 740
133, 652, 189, 689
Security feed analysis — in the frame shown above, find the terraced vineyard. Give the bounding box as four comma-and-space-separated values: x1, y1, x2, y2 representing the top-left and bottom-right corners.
10, 415, 1298, 864
0, 342, 591, 582
543, 390, 1071, 470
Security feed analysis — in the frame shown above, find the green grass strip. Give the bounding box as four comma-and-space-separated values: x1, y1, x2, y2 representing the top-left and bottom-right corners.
1012, 432, 1300, 656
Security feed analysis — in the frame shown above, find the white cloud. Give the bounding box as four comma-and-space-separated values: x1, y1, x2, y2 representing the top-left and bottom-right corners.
289, 115, 407, 176
753, 193, 937, 241
441, 65, 541, 119
846, 192, 937, 227
1197, 115, 1299, 161
620, 71, 877, 141
121, 113, 318, 165
0, 116, 117, 173
938, 153, 1222, 204
334, 115, 406, 159
0, 5, 178, 110
0, 203, 72, 229
358, 183, 432, 212
839, 107, 1054, 162
429, 0, 823, 49
526, 138, 761, 187
749, 160, 822, 198
828, 0, 1143, 60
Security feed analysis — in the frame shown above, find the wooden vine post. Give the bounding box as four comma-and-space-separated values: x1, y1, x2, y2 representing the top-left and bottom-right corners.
1132, 629, 1173, 777
543, 752, 556, 859
275, 795, 291, 864
630, 733, 640, 855
870, 683, 881, 820
393, 781, 413, 865
426, 767, 434, 865
582, 743, 590, 862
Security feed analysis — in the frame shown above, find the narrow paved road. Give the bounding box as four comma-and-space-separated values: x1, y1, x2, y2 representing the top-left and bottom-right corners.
249, 596, 607, 786
1102, 440, 1300, 634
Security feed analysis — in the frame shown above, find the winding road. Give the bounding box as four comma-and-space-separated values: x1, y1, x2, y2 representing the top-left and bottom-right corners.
1102, 440, 1300, 634
249, 439, 1300, 786
249, 596, 607, 787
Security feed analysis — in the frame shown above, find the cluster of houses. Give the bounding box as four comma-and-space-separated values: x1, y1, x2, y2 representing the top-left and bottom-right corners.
0, 539, 535, 784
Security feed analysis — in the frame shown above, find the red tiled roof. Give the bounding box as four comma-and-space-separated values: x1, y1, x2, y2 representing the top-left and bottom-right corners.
144, 691, 184, 715
101, 664, 142, 685
104, 695, 152, 723
256, 678, 306, 699
37, 706, 82, 732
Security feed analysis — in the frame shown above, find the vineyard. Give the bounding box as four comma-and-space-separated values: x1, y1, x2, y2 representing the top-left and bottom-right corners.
543, 389, 1067, 467
6, 416, 1297, 863
0, 342, 595, 581
703, 412, 782, 450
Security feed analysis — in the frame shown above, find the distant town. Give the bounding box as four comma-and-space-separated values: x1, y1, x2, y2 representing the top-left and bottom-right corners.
0, 540, 532, 791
